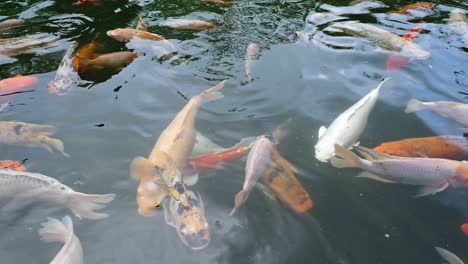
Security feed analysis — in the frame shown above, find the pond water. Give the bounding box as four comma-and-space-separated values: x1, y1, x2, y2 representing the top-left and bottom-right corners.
0, 0, 467, 263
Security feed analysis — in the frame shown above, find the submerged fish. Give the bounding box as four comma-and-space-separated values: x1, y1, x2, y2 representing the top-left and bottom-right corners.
390, 2, 436, 15
373, 136, 468, 160
331, 145, 468, 197
162, 19, 216, 30
187, 137, 255, 175
0, 33, 59, 58
386, 23, 423, 72
48, 42, 79, 95
73, 0, 102, 6
107, 28, 167, 43
0, 75, 38, 95
230, 135, 275, 215
449, 9, 468, 43
306, 12, 345, 26
435, 247, 464, 264
201, 0, 234, 7
39, 216, 83, 264
0, 19, 24, 33
76, 51, 138, 73
261, 148, 313, 213
405, 99, 468, 126
326, 21, 430, 60
245, 43, 260, 82
192, 131, 225, 156
0, 121, 69, 156
320, 1, 386, 15
314, 78, 389, 162
0, 160, 26, 171
163, 189, 210, 250
131, 81, 224, 215
0, 169, 115, 219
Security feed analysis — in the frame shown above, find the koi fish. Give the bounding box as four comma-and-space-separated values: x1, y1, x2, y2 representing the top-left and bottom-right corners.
48, 42, 79, 95
373, 136, 468, 160
245, 43, 260, 83
201, 0, 234, 7
261, 148, 313, 213
331, 145, 468, 197
449, 9, 468, 44
130, 81, 224, 216
435, 247, 465, 264
315, 78, 390, 162
320, 1, 385, 16
0, 34, 59, 58
39, 216, 83, 264
0, 121, 69, 157
187, 137, 255, 174
76, 51, 138, 74
0, 169, 115, 219
107, 28, 167, 43
405, 99, 468, 126
0, 19, 24, 33
0, 75, 38, 96
390, 2, 436, 15
163, 189, 210, 250
386, 23, 423, 72
462, 223, 468, 235
230, 135, 275, 215
162, 19, 216, 30
326, 22, 430, 60
0, 160, 26, 171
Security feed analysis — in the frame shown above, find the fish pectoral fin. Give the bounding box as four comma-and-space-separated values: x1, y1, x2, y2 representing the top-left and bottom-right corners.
183, 173, 199, 186
318, 126, 327, 138
130, 156, 153, 180
356, 171, 396, 183
414, 183, 448, 198
232, 136, 256, 149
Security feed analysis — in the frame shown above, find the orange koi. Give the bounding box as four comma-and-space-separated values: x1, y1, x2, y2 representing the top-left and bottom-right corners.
386, 22, 423, 72
0, 75, 38, 96
390, 2, 436, 15
462, 223, 468, 235
373, 136, 468, 160
0, 160, 26, 171
72, 42, 98, 71
188, 145, 250, 174
261, 149, 313, 213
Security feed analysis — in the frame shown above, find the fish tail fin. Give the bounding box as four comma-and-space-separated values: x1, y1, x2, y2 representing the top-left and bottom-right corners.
229, 190, 249, 216
330, 144, 361, 168
38, 216, 73, 243
405, 99, 425, 113
67, 192, 116, 220
130, 156, 153, 180
198, 81, 225, 103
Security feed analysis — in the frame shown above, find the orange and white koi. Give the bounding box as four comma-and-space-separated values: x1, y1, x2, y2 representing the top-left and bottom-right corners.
39, 216, 83, 264
390, 2, 436, 15
331, 145, 468, 197
386, 23, 423, 72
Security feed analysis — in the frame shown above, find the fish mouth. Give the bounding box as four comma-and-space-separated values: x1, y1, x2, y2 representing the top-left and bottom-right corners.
180, 230, 210, 250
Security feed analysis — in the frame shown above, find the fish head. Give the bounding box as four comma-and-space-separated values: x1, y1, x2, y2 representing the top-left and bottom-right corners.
170, 190, 210, 250
400, 43, 430, 60
451, 162, 468, 188
314, 140, 334, 162
106, 29, 129, 42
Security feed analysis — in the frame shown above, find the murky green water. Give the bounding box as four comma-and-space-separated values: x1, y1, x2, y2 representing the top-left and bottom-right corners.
1, 0, 467, 263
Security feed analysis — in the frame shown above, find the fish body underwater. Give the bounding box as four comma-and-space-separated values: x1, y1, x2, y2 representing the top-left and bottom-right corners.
405, 99, 468, 126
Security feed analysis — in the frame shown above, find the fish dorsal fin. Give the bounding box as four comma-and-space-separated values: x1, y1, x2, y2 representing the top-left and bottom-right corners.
318, 126, 327, 138
347, 95, 372, 122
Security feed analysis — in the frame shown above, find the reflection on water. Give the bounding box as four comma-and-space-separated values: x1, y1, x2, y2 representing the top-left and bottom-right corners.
0, 0, 467, 263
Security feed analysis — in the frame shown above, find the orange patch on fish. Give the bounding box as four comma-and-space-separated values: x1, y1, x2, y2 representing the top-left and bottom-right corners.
0, 160, 26, 171
386, 23, 422, 72
0, 75, 38, 95
188, 146, 250, 174
462, 223, 468, 235
373, 136, 468, 160
390, 2, 436, 15
261, 149, 313, 213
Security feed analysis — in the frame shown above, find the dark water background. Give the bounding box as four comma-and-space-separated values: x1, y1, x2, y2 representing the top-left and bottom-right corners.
1, 0, 467, 263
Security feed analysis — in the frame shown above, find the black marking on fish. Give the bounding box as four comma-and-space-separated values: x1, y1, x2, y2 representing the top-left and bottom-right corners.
14, 124, 23, 135
177, 203, 191, 215
174, 182, 185, 194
